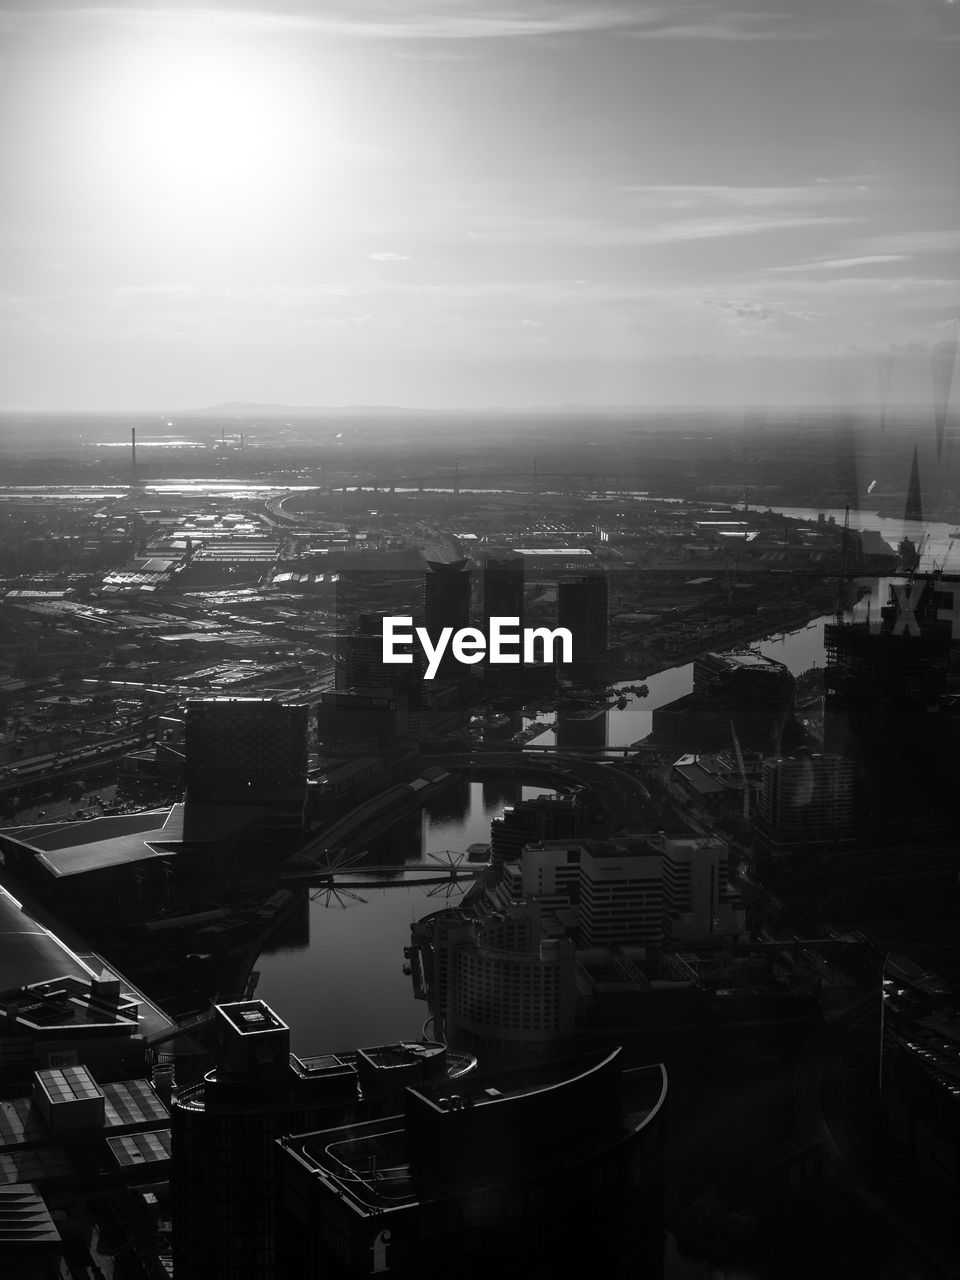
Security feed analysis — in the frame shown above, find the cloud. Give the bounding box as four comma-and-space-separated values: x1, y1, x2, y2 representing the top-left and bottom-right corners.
0, 2, 825, 42
852, 229, 960, 255
112, 283, 199, 297
0, 2, 665, 40
369, 251, 411, 261
621, 181, 873, 210
767, 254, 910, 273
463, 212, 855, 248
630, 10, 816, 41
646, 215, 853, 244
701, 298, 824, 323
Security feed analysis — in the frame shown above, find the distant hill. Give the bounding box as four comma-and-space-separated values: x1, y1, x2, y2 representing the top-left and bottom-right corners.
176, 402, 426, 417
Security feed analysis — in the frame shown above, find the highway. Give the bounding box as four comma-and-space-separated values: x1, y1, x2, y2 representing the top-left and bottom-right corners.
0, 728, 157, 800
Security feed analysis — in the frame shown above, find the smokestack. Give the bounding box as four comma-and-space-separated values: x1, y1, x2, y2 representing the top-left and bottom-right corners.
131, 427, 138, 486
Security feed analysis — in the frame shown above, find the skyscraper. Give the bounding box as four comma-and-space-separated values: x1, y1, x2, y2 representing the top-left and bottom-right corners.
423, 558, 472, 681
557, 572, 608, 667
823, 581, 950, 840
481, 552, 525, 630
171, 1000, 475, 1280
337, 612, 422, 732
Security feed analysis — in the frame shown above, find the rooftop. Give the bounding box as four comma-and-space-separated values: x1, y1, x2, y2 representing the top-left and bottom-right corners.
705, 650, 784, 670
0, 884, 176, 1042
0, 1182, 61, 1247
218, 1001, 288, 1037
1, 1077, 168, 1149
11, 813, 174, 879
2, 975, 139, 1034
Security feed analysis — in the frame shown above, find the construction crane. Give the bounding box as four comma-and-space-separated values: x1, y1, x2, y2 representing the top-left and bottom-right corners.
930, 538, 952, 576
729, 720, 750, 821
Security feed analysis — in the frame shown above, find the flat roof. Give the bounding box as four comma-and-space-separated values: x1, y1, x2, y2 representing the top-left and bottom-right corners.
0, 1183, 61, 1245
34, 833, 170, 879
0, 883, 105, 990
0, 884, 176, 1043
102, 1079, 169, 1128
705, 650, 783, 670
673, 764, 729, 795
411, 1048, 619, 1112
359, 1042, 444, 1069
516, 547, 593, 556
17, 811, 170, 853
106, 1128, 171, 1169
218, 1000, 288, 1037
35, 1065, 103, 1107
0, 1145, 74, 1184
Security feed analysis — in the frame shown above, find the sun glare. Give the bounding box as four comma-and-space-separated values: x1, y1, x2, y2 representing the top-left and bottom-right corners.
81, 37, 333, 225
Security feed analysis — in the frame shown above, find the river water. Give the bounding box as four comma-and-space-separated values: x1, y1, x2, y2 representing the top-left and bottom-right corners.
255, 609, 844, 1055
258, 498, 960, 1052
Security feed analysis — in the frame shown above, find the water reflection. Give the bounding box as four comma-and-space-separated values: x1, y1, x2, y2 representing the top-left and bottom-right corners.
363, 776, 558, 865
253, 885, 436, 1055
255, 614, 842, 1052
255, 777, 558, 1052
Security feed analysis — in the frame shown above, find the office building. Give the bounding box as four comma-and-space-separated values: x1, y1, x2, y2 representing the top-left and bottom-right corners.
652, 650, 796, 754
481, 553, 525, 630
495, 834, 743, 949
558, 572, 609, 667
423, 559, 472, 682
170, 1000, 475, 1280
755, 753, 855, 853
824, 591, 950, 839
337, 613, 423, 733
655, 833, 743, 945
276, 1048, 668, 1280
184, 696, 308, 817
555, 699, 608, 750
316, 690, 408, 754
489, 792, 585, 869
694, 651, 795, 751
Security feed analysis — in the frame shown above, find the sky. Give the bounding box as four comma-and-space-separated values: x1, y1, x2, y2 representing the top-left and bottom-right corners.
0, 0, 958, 410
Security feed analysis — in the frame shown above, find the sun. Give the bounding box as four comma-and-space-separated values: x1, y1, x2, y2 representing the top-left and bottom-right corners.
80, 34, 328, 226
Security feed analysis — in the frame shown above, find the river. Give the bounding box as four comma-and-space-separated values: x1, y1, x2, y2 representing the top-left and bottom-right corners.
255, 610, 843, 1056
257, 498, 958, 1053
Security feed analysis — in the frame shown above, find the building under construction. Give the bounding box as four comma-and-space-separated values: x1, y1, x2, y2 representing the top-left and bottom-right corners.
823, 579, 953, 841
755, 753, 855, 854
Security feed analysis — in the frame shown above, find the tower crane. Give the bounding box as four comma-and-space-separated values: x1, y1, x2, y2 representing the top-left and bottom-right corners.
729, 720, 750, 821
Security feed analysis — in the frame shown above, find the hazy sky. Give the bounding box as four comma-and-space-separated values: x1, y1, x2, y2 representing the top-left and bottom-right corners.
1, 0, 958, 409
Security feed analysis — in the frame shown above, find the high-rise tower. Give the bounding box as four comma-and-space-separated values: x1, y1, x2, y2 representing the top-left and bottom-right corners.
184, 697, 308, 812
823, 581, 950, 840
481, 553, 525, 631
423, 559, 472, 681
558, 573, 609, 667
